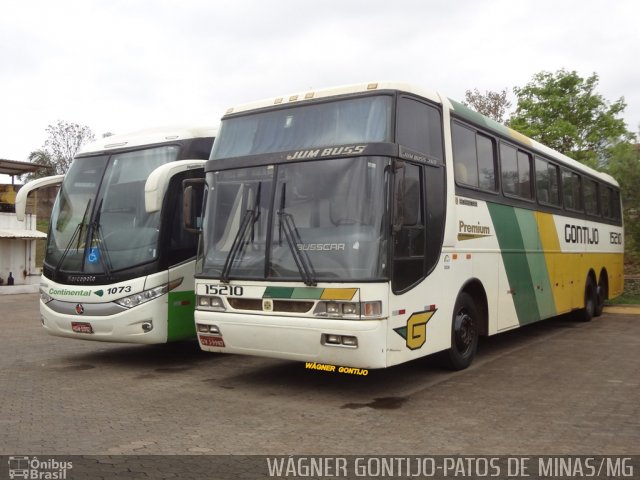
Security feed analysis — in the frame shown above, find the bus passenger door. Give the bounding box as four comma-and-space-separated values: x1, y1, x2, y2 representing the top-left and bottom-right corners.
160, 168, 204, 342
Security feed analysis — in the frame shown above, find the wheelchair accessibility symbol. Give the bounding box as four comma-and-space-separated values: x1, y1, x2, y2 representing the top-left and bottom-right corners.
88, 247, 100, 264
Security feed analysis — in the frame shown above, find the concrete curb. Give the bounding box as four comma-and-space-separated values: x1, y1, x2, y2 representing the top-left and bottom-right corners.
604, 304, 640, 315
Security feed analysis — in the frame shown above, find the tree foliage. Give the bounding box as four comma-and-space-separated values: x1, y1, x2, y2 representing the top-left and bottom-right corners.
26, 149, 57, 179
44, 120, 95, 174
463, 88, 512, 124
25, 121, 95, 180
606, 140, 640, 264
509, 70, 630, 168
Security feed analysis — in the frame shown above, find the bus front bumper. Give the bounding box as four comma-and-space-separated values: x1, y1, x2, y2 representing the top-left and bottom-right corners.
40, 299, 169, 344
194, 311, 389, 369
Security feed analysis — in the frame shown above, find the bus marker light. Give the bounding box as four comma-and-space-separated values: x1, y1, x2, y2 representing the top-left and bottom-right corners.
341, 336, 358, 347
363, 301, 382, 317
321, 334, 358, 348
326, 334, 341, 344
142, 321, 153, 332
208, 325, 221, 334
197, 323, 209, 333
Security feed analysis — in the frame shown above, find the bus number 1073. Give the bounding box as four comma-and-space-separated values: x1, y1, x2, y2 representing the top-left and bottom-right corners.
204, 285, 244, 296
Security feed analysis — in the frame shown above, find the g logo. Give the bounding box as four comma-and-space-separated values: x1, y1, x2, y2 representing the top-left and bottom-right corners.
394, 310, 437, 350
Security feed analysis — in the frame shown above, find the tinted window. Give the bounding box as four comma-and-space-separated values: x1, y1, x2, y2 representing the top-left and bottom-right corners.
453, 123, 478, 187
584, 179, 599, 216
500, 143, 518, 196
393, 163, 425, 292
516, 150, 532, 198
563, 170, 582, 211
452, 122, 496, 191
397, 97, 443, 162
535, 157, 560, 206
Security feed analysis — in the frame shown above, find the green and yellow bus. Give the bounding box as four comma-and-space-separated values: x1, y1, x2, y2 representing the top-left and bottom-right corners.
187, 82, 623, 369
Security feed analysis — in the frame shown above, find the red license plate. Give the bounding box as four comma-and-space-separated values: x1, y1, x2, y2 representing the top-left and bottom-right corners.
71, 322, 94, 334
199, 335, 225, 347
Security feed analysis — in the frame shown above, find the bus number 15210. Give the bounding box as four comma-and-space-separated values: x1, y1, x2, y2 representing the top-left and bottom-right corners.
204, 285, 244, 296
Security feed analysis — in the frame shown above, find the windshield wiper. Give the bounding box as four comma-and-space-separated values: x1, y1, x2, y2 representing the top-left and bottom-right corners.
86, 199, 113, 279
54, 198, 92, 276
220, 183, 262, 283
277, 184, 317, 286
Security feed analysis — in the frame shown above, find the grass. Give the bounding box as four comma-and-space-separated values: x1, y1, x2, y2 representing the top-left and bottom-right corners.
606, 293, 640, 305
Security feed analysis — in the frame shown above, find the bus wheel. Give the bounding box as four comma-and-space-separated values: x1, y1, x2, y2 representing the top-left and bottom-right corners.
576, 276, 597, 322
594, 280, 606, 317
443, 292, 479, 371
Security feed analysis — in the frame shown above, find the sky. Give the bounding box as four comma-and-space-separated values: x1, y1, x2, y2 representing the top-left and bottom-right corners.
1, 0, 639, 178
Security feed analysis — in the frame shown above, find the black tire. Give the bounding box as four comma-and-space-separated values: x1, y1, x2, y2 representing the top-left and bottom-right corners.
576, 276, 597, 322
594, 280, 606, 317
442, 292, 480, 371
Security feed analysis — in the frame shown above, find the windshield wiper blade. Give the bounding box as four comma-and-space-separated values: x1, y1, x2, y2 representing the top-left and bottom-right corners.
86, 199, 113, 279
220, 183, 262, 283
277, 210, 317, 287
54, 198, 92, 277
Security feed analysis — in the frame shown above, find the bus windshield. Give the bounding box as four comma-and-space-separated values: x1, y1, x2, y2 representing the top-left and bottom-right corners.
200, 157, 389, 282
211, 95, 393, 159
47, 145, 180, 273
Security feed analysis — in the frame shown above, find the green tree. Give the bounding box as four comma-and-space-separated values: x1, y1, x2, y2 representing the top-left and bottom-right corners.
463, 88, 511, 124
23, 149, 56, 181
509, 70, 630, 168
606, 139, 640, 265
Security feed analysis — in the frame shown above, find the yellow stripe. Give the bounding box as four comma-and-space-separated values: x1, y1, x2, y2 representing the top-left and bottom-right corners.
535, 212, 624, 312
320, 288, 358, 300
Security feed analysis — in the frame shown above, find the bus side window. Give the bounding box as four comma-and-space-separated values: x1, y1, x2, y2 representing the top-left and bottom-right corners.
392, 163, 425, 292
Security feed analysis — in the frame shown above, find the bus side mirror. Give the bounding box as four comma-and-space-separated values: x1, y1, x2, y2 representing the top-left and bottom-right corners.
183, 178, 205, 234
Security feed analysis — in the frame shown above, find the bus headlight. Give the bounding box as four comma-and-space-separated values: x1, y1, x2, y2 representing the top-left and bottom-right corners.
115, 278, 183, 309
39, 289, 53, 305
197, 296, 226, 311
313, 301, 382, 319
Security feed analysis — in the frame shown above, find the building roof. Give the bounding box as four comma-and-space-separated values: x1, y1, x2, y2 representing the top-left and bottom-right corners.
0, 159, 41, 177
0, 228, 47, 239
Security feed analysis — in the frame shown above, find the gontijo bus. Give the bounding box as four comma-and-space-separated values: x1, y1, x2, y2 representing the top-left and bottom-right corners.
16, 126, 216, 343
186, 82, 623, 369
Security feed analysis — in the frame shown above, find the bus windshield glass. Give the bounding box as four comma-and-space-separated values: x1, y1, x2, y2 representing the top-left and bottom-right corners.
211, 95, 393, 159
200, 157, 389, 282
47, 145, 180, 273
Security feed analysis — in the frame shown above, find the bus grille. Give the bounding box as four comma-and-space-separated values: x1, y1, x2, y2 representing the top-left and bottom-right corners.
227, 298, 314, 313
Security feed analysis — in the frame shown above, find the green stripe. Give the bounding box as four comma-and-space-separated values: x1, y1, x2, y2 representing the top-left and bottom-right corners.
264, 286, 324, 299
167, 290, 196, 341
487, 204, 540, 325
514, 210, 556, 319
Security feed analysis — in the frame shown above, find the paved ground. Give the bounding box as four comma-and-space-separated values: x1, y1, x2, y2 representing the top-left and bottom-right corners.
1, 293, 638, 458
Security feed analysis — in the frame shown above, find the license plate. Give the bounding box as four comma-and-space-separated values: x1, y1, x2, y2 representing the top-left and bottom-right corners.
71, 322, 94, 334
199, 335, 225, 347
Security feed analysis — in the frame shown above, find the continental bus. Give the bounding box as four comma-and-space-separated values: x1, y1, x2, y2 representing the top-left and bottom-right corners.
186, 82, 623, 370
16, 126, 216, 343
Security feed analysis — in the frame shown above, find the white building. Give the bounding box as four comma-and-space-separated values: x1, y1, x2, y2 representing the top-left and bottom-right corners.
0, 211, 46, 292
0, 158, 46, 294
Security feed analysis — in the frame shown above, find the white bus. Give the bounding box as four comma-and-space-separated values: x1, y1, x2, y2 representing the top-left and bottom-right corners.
16, 126, 216, 343
187, 82, 623, 370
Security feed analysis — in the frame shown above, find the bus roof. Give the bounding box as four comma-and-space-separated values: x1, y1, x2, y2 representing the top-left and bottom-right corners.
223, 81, 441, 116
78, 125, 218, 155
222, 81, 616, 187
